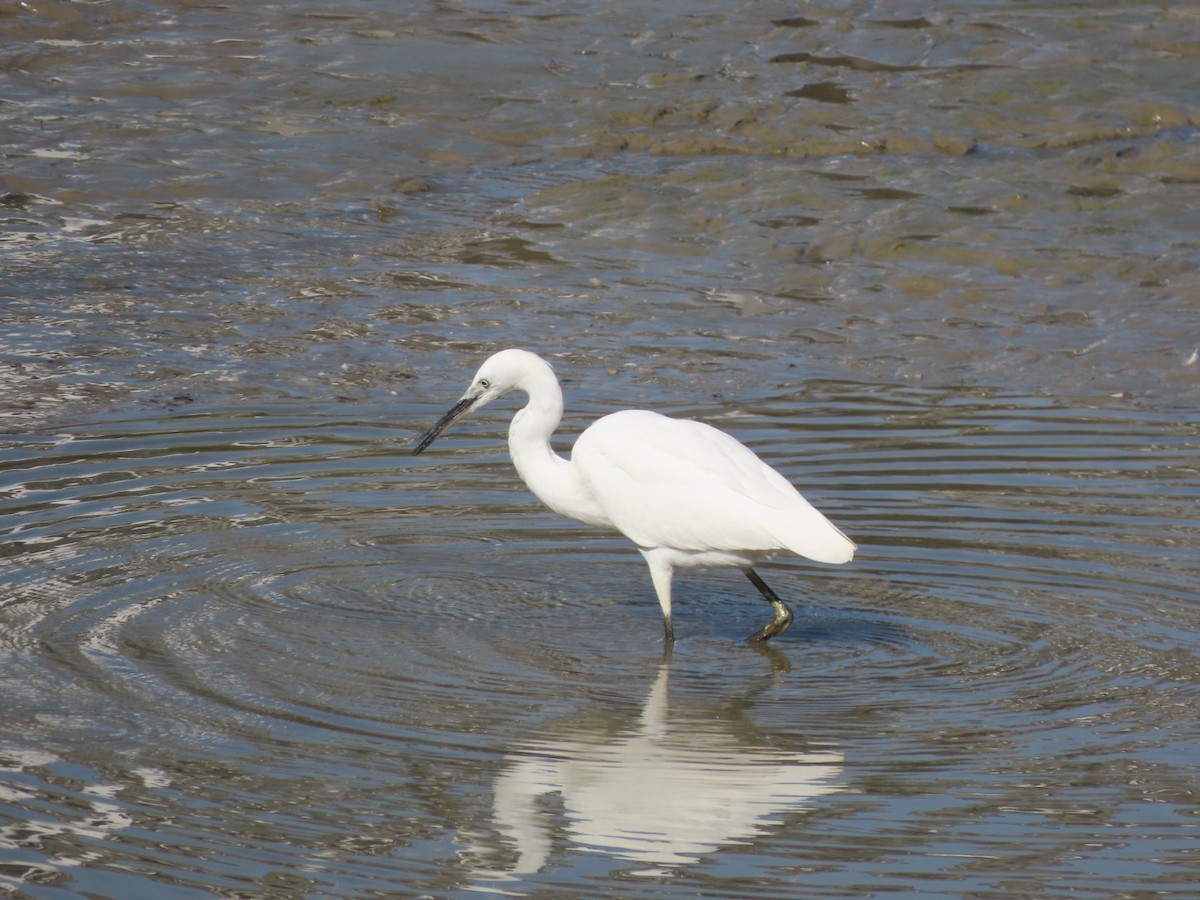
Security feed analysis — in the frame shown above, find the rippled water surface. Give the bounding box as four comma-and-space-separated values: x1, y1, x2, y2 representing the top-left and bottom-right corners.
3, 1, 1200, 897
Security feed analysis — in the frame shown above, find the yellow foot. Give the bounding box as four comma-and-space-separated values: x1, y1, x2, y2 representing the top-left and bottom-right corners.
748, 601, 794, 643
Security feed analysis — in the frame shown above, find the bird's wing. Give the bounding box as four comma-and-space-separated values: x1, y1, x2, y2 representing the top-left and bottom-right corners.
571, 410, 854, 563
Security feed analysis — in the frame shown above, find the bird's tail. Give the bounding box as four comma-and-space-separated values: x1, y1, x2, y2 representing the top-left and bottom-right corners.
770, 506, 856, 565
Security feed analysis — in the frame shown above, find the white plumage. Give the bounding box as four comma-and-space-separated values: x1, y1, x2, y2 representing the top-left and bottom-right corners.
413, 349, 855, 643
573, 410, 853, 562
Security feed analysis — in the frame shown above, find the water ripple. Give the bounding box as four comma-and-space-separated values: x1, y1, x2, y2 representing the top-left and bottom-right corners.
1, 389, 1198, 895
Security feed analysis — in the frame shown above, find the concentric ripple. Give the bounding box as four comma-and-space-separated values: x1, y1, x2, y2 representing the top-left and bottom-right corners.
1, 388, 1198, 897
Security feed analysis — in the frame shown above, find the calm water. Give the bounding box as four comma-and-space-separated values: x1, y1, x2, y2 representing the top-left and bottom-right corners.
3, 1, 1200, 897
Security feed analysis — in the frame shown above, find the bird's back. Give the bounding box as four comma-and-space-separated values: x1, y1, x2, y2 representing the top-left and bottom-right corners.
571, 410, 854, 564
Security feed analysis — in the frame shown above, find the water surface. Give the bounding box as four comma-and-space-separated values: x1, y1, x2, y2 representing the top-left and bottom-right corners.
3, 1, 1199, 897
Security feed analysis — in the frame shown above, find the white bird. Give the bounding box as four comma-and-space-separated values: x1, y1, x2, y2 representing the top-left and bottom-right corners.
412, 349, 855, 643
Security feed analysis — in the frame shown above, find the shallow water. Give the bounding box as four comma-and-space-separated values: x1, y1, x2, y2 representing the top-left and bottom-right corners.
3, 1, 1200, 897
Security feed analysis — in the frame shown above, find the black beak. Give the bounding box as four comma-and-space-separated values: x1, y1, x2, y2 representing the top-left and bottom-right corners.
412, 395, 478, 455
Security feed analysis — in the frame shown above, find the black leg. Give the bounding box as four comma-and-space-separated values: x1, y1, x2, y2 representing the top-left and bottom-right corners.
744, 568, 794, 643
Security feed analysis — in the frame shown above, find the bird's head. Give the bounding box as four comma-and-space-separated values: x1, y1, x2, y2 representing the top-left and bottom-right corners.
412, 349, 553, 454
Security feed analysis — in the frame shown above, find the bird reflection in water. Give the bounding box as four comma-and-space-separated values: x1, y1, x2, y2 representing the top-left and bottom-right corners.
461, 653, 845, 881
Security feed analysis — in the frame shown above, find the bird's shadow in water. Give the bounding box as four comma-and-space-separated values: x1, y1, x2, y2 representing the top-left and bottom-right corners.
776, 606, 909, 649
672, 590, 911, 656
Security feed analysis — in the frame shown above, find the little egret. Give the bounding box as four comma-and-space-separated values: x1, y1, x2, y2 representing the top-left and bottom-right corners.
412, 349, 855, 643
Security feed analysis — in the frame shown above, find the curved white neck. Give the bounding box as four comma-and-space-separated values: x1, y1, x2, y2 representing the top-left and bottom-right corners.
506, 368, 610, 530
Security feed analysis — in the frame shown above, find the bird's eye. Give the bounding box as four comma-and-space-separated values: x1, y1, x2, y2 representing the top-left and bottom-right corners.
478, 379, 490, 389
